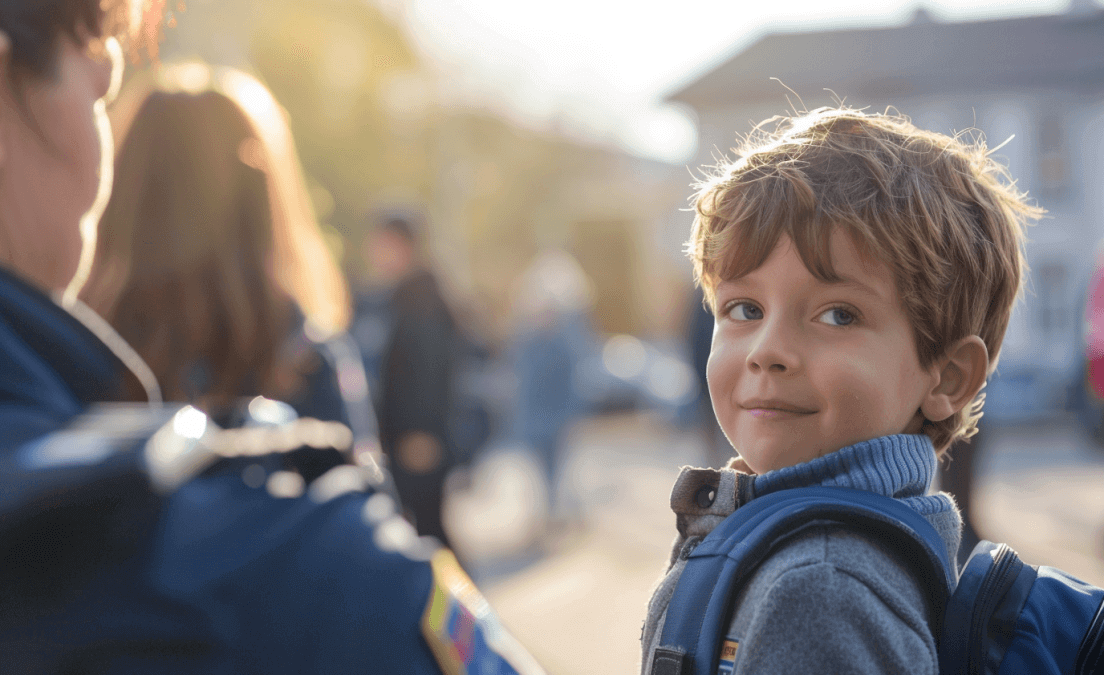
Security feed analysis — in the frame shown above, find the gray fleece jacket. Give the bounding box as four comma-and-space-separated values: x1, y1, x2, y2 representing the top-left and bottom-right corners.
641, 434, 962, 675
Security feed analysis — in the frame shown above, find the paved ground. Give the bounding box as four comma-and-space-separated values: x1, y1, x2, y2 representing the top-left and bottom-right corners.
444, 412, 1104, 675
972, 418, 1104, 586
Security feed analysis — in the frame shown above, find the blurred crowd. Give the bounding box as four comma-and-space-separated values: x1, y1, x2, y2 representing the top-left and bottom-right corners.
82, 56, 704, 557
0, 8, 696, 664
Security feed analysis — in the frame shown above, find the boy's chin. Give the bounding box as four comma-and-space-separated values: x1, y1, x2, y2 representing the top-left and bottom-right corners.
734, 441, 842, 475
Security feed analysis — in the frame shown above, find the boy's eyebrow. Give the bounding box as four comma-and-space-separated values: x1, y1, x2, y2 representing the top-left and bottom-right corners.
827, 275, 889, 302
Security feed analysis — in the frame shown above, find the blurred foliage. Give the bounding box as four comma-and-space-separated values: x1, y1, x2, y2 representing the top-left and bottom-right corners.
250, 0, 432, 232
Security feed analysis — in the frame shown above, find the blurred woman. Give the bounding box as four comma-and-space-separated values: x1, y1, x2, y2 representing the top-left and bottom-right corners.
81, 63, 375, 448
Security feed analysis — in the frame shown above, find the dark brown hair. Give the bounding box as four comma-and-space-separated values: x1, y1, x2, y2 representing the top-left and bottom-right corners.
0, 0, 133, 79
687, 106, 1043, 453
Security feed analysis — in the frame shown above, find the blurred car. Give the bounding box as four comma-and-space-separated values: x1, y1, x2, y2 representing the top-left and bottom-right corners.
574, 334, 699, 420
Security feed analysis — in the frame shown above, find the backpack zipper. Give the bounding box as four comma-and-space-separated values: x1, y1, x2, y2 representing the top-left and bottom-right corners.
969, 543, 1022, 675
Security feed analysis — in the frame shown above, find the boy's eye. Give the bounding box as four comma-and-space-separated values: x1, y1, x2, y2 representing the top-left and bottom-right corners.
817, 307, 856, 326
728, 302, 763, 321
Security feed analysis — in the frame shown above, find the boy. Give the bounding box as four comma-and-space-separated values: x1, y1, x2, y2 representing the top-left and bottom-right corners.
641, 106, 1042, 674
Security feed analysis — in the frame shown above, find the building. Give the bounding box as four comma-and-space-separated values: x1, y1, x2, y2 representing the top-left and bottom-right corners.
666, 2, 1104, 422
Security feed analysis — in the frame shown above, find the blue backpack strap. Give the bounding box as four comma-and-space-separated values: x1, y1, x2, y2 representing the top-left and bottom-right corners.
654, 486, 955, 675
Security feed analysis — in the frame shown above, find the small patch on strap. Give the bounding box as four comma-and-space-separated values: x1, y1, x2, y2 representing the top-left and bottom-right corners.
421, 549, 543, 675
716, 640, 739, 675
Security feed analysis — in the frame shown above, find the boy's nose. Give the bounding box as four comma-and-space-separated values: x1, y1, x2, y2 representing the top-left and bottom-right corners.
745, 321, 801, 374
747, 355, 793, 374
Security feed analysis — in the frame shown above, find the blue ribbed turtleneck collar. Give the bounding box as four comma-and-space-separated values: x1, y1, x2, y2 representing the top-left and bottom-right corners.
753, 434, 935, 506
748, 434, 962, 559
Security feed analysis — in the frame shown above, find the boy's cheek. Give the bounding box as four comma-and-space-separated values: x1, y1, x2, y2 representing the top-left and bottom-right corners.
705, 339, 743, 385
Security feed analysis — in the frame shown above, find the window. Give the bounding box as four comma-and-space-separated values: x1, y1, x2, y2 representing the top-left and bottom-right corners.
1037, 113, 1068, 200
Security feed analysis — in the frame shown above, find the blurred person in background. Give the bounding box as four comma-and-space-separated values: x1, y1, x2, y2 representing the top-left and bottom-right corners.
0, 2, 537, 665
509, 248, 596, 525
1079, 247, 1104, 443
353, 214, 459, 549
81, 63, 376, 457
686, 284, 731, 468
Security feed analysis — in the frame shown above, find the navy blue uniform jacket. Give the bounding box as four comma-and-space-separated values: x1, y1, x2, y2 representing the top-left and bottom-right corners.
0, 267, 444, 673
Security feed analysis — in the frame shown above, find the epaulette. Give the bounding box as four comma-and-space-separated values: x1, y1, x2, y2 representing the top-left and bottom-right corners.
3, 402, 365, 544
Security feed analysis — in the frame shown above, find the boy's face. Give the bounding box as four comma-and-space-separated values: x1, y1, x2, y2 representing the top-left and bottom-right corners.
707, 230, 936, 474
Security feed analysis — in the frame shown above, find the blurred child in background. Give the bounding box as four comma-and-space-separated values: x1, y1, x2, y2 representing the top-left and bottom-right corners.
509, 248, 596, 523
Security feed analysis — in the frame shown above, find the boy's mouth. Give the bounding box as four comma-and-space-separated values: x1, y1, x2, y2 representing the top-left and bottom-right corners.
739, 399, 817, 417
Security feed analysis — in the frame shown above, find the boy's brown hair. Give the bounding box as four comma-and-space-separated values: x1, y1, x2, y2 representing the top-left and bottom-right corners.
687, 106, 1043, 454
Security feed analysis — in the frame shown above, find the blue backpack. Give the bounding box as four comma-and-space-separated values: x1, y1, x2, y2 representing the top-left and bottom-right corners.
652, 486, 1104, 675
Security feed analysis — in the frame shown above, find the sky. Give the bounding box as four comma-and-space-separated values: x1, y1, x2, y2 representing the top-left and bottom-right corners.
394, 0, 1089, 163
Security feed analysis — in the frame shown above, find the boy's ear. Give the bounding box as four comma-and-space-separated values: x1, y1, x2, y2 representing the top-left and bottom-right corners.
920, 335, 989, 423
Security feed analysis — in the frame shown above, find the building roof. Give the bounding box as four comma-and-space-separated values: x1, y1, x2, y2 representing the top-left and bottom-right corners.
667, 7, 1104, 107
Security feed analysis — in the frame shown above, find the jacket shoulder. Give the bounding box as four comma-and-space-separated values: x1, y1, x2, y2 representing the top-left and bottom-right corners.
154, 473, 534, 673
0, 318, 82, 447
